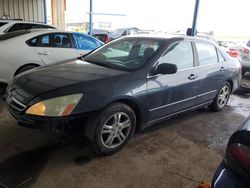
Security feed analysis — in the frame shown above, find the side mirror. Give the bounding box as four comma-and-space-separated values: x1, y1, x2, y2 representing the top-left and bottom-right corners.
154, 63, 177, 75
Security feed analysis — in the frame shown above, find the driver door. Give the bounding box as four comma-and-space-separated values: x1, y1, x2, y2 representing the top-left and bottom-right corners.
146, 41, 199, 121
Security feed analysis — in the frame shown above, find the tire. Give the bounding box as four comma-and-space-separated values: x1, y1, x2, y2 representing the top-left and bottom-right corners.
15, 65, 39, 76
242, 70, 246, 76
85, 102, 136, 155
209, 81, 231, 112
0, 84, 7, 95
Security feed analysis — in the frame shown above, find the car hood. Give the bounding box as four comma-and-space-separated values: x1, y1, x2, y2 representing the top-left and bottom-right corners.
9, 59, 128, 104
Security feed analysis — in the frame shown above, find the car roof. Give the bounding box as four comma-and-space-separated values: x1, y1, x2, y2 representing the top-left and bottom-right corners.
0, 19, 49, 25
0, 29, 93, 41
124, 34, 216, 44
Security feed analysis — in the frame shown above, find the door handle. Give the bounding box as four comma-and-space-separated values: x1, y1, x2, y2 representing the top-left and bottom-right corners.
38, 51, 50, 55
188, 74, 198, 80
220, 67, 226, 71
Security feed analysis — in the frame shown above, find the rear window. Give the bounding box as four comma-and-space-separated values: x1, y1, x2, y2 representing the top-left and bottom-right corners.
0, 30, 30, 41
0, 22, 8, 27
7, 23, 55, 32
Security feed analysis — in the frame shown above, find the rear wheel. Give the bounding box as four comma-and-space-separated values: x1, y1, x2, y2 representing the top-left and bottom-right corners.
85, 103, 136, 155
209, 81, 231, 112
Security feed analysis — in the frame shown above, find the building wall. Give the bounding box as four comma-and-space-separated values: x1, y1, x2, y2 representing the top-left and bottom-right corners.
0, 0, 46, 22
51, 0, 66, 29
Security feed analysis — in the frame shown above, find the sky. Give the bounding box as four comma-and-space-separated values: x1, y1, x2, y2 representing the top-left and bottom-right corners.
63, 0, 250, 36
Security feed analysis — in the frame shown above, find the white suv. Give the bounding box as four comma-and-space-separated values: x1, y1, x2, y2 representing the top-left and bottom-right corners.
0, 19, 55, 34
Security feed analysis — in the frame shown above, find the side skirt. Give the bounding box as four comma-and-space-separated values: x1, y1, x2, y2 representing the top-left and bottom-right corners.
140, 101, 213, 130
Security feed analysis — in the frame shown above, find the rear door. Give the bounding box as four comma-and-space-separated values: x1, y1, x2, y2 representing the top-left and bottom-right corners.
194, 42, 228, 104
33, 32, 78, 64
146, 41, 199, 121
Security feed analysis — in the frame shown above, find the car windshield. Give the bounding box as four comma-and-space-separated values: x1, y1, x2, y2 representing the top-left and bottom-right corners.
84, 38, 162, 71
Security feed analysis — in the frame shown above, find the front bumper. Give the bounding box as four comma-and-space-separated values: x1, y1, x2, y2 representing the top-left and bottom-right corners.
6, 101, 91, 133
212, 161, 247, 188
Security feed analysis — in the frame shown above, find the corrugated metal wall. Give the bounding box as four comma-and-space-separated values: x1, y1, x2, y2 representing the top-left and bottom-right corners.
0, 0, 46, 23
51, 0, 65, 29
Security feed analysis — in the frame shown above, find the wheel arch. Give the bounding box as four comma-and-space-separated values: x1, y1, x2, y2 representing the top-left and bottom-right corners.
14, 63, 41, 76
226, 79, 233, 92
112, 98, 142, 130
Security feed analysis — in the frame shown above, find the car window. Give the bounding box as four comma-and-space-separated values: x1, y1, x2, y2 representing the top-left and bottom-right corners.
26, 38, 38, 47
0, 22, 8, 27
73, 33, 99, 50
35, 33, 72, 48
196, 43, 218, 66
0, 30, 30, 41
158, 41, 194, 70
7, 23, 54, 32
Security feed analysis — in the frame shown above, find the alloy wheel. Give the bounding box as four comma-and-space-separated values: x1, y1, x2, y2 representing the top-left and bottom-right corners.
100, 112, 131, 149
217, 85, 230, 108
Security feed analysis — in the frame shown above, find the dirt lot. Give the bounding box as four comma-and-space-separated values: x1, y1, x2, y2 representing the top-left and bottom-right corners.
0, 76, 249, 188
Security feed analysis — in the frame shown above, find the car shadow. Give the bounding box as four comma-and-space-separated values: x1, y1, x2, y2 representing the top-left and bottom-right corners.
0, 136, 97, 188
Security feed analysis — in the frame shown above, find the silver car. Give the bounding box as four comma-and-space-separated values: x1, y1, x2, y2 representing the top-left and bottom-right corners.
238, 40, 250, 75
0, 19, 55, 34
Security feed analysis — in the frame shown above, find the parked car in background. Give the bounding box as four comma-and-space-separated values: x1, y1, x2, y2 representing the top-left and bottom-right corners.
237, 40, 250, 75
0, 19, 55, 34
108, 27, 140, 40
5, 35, 241, 155
93, 27, 140, 42
212, 117, 250, 188
93, 33, 110, 43
0, 29, 103, 85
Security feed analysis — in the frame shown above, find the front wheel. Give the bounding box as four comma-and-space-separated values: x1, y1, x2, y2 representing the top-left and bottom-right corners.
85, 103, 136, 155
209, 82, 231, 112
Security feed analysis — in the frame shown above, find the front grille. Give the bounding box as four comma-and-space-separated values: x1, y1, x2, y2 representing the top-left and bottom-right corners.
8, 96, 27, 112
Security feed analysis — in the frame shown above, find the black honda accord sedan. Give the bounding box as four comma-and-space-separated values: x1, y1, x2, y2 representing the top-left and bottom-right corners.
5, 35, 241, 155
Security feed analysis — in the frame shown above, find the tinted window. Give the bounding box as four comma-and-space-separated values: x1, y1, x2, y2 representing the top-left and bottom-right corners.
0, 30, 30, 41
84, 38, 162, 71
36, 33, 72, 48
196, 43, 218, 66
159, 41, 194, 70
0, 22, 8, 27
73, 33, 99, 50
26, 38, 38, 46
7, 23, 54, 32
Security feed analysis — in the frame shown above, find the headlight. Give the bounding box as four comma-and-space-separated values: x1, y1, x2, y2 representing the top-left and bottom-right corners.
26, 94, 82, 117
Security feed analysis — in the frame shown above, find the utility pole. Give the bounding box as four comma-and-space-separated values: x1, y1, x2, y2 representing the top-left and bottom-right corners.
89, 0, 93, 35
191, 0, 200, 36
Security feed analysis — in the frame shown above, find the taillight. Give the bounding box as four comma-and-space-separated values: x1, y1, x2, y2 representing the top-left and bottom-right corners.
105, 36, 110, 43
228, 49, 239, 58
227, 143, 250, 175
